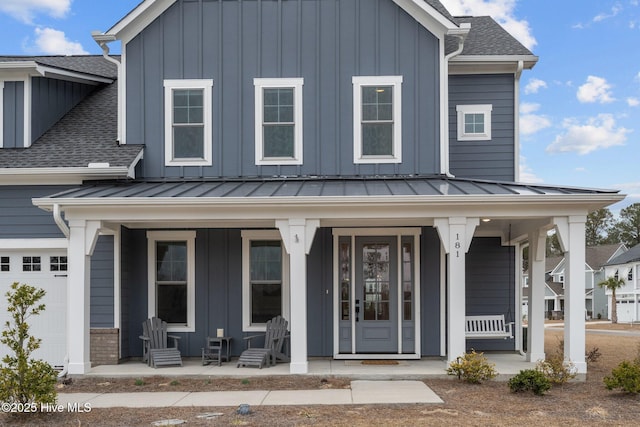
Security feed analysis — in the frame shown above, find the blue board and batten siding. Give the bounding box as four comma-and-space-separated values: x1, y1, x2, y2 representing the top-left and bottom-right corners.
449, 74, 515, 181
120, 226, 508, 359
2, 81, 24, 148
0, 186, 72, 238
125, 0, 441, 179
31, 77, 95, 144
90, 235, 115, 328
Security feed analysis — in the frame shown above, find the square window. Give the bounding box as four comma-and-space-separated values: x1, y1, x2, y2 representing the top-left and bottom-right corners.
0, 256, 9, 272
254, 78, 304, 165
353, 76, 402, 164
456, 105, 492, 141
164, 80, 213, 166
50, 256, 68, 272
23, 256, 41, 272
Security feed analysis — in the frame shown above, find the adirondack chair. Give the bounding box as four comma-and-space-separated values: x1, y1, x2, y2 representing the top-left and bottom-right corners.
237, 315, 290, 368
139, 317, 183, 368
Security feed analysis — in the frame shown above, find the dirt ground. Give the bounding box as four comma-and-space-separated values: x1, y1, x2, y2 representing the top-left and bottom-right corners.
2, 324, 640, 426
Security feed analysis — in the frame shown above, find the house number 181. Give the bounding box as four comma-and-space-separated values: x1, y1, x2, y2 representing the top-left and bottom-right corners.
455, 233, 461, 257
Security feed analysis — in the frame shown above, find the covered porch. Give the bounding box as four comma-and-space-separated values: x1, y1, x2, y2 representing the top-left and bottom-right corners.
33, 176, 624, 376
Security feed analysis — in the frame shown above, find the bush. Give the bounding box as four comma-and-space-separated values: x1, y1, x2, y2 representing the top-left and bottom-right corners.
508, 369, 551, 395
604, 360, 640, 394
537, 338, 576, 385
446, 349, 497, 384
0, 282, 57, 407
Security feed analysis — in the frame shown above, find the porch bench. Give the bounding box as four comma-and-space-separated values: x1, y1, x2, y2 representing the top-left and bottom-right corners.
465, 315, 514, 339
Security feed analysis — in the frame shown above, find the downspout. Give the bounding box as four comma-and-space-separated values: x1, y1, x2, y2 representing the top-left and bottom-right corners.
53, 204, 69, 239
442, 26, 469, 177
92, 33, 123, 144
514, 60, 524, 182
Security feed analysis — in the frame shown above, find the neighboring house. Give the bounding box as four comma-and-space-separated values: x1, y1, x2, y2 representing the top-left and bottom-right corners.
0, 0, 624, 375
603, 243, 640, 322
545, 244, 627, 319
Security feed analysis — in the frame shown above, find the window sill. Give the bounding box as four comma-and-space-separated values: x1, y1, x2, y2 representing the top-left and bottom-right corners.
354, 155, 402, 164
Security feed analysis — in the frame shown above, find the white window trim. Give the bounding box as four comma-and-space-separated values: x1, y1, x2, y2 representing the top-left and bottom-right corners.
164, 79, 213, 167
352, 75, 403, 164
241, 230, 290, 332
253, 78, 304, 165
147, 230, 196, 332
456, 104, 492, 141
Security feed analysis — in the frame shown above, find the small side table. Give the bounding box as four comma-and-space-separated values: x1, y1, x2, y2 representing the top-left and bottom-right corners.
202, 336, 232, 366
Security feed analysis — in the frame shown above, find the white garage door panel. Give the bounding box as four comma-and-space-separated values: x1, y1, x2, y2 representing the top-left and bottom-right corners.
0, 250, 67, 368
616, 300, 639, 323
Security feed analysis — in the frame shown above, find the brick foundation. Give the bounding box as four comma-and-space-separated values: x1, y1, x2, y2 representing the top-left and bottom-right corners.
90, 328, 119, 366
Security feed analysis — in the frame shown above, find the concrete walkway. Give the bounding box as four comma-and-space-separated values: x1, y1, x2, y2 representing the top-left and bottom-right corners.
57, 380, 443, 408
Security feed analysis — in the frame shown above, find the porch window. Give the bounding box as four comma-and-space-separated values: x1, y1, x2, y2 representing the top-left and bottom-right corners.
456, 104, 492, 141
339, 239, 351, 321
402, 240, 413, 321
164, 79, 213, 166
254, 78, 304, 165
147, 231, 196, 332
352, 76, 403, 164
242, 230, 290, 331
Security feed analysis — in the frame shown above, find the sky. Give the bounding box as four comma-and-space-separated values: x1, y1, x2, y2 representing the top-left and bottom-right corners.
0, 0, 638, 213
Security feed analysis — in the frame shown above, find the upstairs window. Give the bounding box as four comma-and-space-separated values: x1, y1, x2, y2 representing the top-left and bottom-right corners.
456, 104, 492, 141
353, 76, 402, 164
254, 78, 303, 165
164, 79, 213, 166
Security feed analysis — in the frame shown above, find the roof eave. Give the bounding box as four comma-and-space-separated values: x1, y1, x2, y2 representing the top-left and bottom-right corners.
0, 167, 133, 185
449, 55, 538, 74
0, 61, 113, 85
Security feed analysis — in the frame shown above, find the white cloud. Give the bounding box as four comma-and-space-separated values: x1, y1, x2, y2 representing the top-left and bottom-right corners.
546, 114, 630, 155
576, 76, 615, 104
593, 4, 623, 22
628, 97, 640, 107
0, 0, 71, 24
32, 27, 87, 55
439, 0, 537, 50
519, 103, 551, 135
524, 78, 547, 95
518, 156, 544, 183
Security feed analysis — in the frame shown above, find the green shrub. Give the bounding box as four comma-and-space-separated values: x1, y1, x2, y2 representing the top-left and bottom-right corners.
0, 282, 57, 407
604, 360, 640, 394
446, 349, 497, 384
536, 353, 576, 385
508, 369, 551, 396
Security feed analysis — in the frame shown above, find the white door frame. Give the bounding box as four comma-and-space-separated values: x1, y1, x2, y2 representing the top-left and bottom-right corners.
332, 228, 421, 359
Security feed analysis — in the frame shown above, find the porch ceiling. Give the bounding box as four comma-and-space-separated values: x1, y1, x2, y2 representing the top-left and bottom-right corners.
33, 176, 624, 236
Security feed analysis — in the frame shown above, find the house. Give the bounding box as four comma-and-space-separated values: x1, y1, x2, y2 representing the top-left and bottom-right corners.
523, 244, 627, 320
603, 243, 640, 322
0, 0, 624, 375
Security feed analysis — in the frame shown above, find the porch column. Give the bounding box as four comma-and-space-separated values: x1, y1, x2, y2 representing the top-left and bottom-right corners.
555, 216, 587, 373
67, 219, 101, 374
276, 219, 319, 374
435, 217, 478, 362
527, 229, 547, 362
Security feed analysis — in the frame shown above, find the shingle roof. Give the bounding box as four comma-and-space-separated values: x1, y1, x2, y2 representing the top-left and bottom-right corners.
446, 16, 534, 57
424, 0, 457, 24
0, 81, 142, 169
606, 243, 640, 266
0, 55, 118, 80
586, 244, 625, 270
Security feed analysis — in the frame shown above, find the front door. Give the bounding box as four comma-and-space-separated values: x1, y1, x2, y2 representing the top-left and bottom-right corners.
355, 237, 398, 353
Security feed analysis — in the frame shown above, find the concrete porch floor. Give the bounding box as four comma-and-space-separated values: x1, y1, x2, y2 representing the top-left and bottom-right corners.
86, 353, 537, 380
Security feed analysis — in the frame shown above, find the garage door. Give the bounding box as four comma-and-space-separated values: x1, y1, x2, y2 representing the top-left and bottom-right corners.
0, 250, 67, 368
616, 299, 639, 323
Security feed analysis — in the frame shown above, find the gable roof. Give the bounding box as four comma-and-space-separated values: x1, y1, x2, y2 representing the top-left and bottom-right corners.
606, 243, 640, 266
0, 80, 142, 181
449, 16, 533, 56
586, 243, 626, 270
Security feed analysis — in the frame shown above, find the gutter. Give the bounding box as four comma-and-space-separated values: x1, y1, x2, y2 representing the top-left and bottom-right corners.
53, 204, 70, 238
441, 23, 471, 177
92, 32, 123, 143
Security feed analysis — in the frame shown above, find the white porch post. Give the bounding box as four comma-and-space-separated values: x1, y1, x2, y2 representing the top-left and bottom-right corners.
527, 229, 547, 362
435, 217, 478, 362
555, 216, 587, 373
67, 219, 101, 374
276, 219, 319, 374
